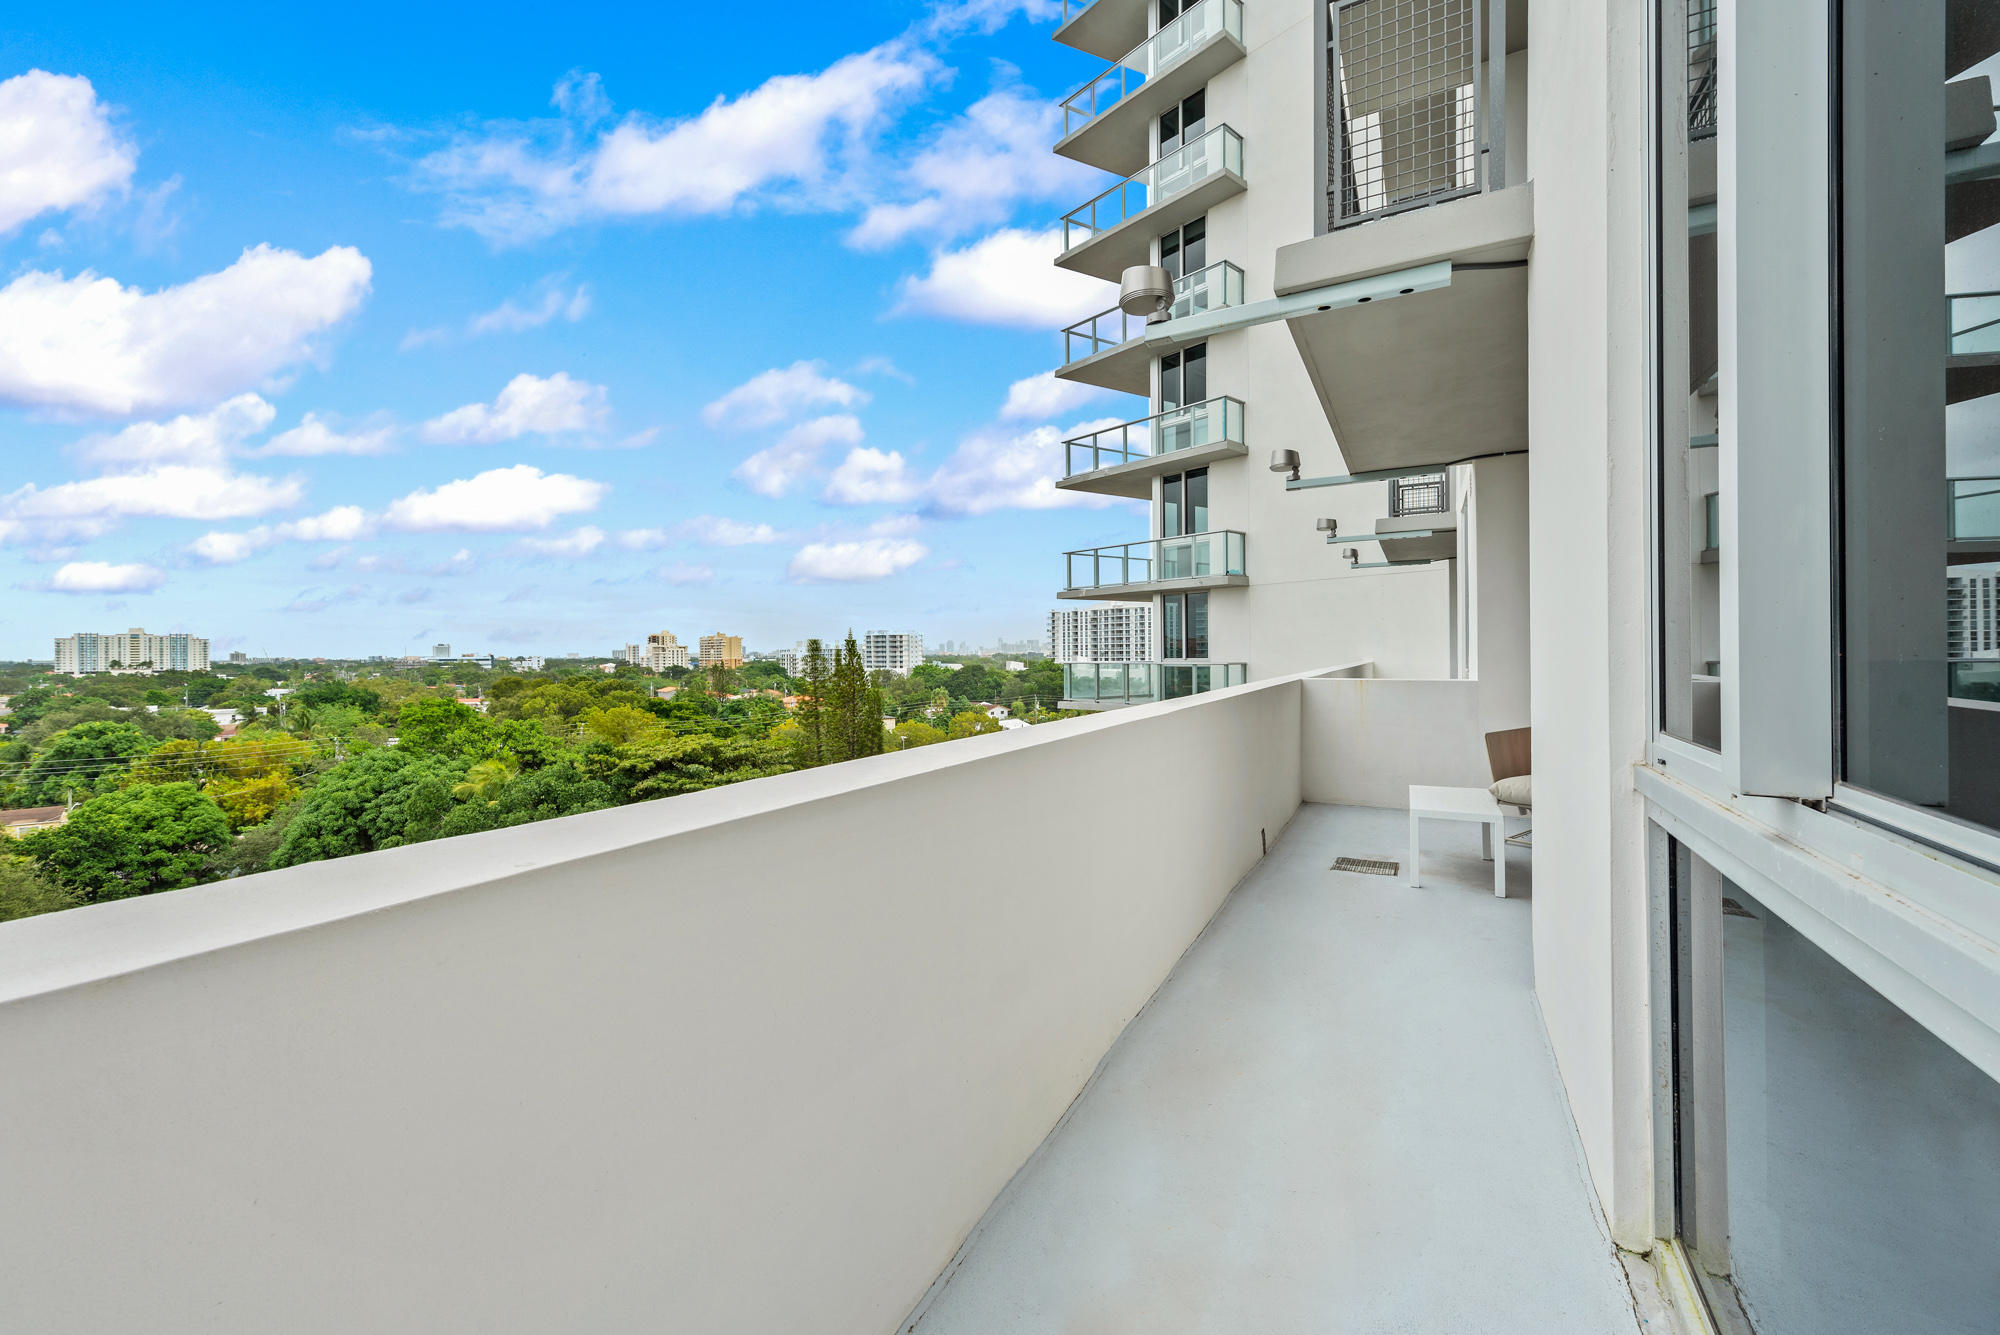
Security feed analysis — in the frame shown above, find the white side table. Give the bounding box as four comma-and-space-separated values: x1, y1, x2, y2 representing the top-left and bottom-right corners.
1408, 785, 1507, 898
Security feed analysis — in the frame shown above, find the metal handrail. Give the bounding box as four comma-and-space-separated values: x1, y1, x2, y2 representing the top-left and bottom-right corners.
1063, 530, 1249, 591
1059, 0, 1244, 137
1061, 125, 1245, 253
1064, 396, 1247, 476
1324, 0, 1505, 230
1061, 262, 1245, 365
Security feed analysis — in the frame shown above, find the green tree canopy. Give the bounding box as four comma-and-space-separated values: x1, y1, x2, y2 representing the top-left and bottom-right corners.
19, 720, 154, 803
269, 747, 466, 867
0, 855, 79, 923
22, 783, 233, 901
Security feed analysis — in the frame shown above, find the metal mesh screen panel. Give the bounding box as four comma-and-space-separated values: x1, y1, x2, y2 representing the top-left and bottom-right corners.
1687, 0, 1717, 140
1329, 0, 1477, 226
1391, 472, 1449, 516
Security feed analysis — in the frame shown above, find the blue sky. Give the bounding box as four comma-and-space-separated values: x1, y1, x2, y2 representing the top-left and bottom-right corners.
0, 0, 1146, 659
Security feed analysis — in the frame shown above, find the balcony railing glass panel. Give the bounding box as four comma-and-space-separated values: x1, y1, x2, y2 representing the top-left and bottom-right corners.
1059, 0, 1244, 136
1063, 661, 1245, 704
1061, 126, 1245, 254
1064, 530, 1247, 592
1949, 292, 2000, 356
1064, 396, 1246, 477
1951, 477, 2000, 541
1061, 264, 1246, 367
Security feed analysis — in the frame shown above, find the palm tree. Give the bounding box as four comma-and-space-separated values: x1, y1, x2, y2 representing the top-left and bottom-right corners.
452, 756, 518, 805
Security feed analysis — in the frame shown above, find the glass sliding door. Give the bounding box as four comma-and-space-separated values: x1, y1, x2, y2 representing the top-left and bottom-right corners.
1838, 0, 2000, 834
1654, 0, 1723, 750
1667, 837, 2000, 1332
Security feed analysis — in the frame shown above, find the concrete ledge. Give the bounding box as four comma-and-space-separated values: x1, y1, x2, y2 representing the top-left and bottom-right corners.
1275, 184, 1535, 295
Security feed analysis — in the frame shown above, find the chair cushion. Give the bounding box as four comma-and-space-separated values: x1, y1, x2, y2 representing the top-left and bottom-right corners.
1490, 775, 1532, 808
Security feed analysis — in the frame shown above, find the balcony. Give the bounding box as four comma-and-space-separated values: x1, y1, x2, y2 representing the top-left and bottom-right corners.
1060, 260, 1245, 394
1273, 0, 1531, 473
1948, 291, 2000, 404
1951, 475, 2000, 566
1374, 471, 1458, 560
1058, 126, 1247, 282
0, 669, 1645, 1333
1054, 0, 1246, 177
1059, 660, 1247, 709
1062, 529, 1247, 599
1060, 395, 1247, 498
1053, 0, 1148, 63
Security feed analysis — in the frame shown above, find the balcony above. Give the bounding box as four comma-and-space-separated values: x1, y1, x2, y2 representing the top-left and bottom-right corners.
1373, 512, 1459, 563
1055, 0, 1245, 178
1062, 529, 1247, 600
1060, 660, 1246, 710
1059, 126, 1246, 282
1060, 260, 1245, 395
1274, 185, 1533, 473
1061, 396, 1248, 499
1053, 0, 1148, 62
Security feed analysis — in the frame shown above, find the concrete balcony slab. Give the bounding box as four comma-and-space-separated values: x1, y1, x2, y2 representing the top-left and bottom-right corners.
907, 803, 1642, 1335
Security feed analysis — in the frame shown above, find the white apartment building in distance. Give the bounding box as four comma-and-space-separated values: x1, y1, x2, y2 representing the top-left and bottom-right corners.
645, 631, 690, 672
1048, 603, 1153, 666
53, 628, 210, 674
861, 632, 924, 677
1948, 572, 1999, 660
508, 655, 547, 672
8, 6, 2000, 1334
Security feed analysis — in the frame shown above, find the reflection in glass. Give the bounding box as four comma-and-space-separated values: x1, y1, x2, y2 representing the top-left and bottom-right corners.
1841, 1, 2000, 832
1656, 0, 1722, 749
1676, 853, 2000, 1332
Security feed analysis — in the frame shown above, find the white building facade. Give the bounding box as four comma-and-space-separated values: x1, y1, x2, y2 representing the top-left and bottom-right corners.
54, 628, 210, 674
861, 632, 924, 677
1047, 603, 1153, 664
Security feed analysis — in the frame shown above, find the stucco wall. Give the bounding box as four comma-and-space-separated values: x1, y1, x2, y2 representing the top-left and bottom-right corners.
1300, 675, 1492, 808
0, 678, 1309, 1335
1525, 0, 1659, 1249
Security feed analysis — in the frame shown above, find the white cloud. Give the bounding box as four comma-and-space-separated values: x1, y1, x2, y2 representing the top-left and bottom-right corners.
927, 419, 1130, 516
513, 525, 606, 557
734, 413, 863, 499
895, 228, 1112, 328
0, 71, 137, 235
187, 506, 375, 564
616, 528, 670, 550
788, 535, 928, 582
702, 360, 868, 430
4, 465, 303, 525
285, 505, 371, 541
658, 562, 715, 585
70, 393, 275, 467
824, 446, 924, 504
46, 560, 164, 593
189, 531, 259, 565
421, 372, 610, 444
1000, 370, 1109, 421
405, 277, 592, 349
467, 280, 592, 336
848, 86, 1097, 249
674, 515, 782, 546
383, 464, 608, 532
412, 50, 937, 243
256, 412, 396, 457
0, 244, 372, 416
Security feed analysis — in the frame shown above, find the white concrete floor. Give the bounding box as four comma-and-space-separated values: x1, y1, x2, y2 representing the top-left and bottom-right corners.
909, 804, 1641, 1334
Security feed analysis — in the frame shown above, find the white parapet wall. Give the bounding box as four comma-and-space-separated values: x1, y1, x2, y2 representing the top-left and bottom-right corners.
0, 673, 1311, 1335
1301, 673, 1495, 809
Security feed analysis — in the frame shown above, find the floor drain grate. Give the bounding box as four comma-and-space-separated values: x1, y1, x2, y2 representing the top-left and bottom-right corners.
1333, 857, 1400, 877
